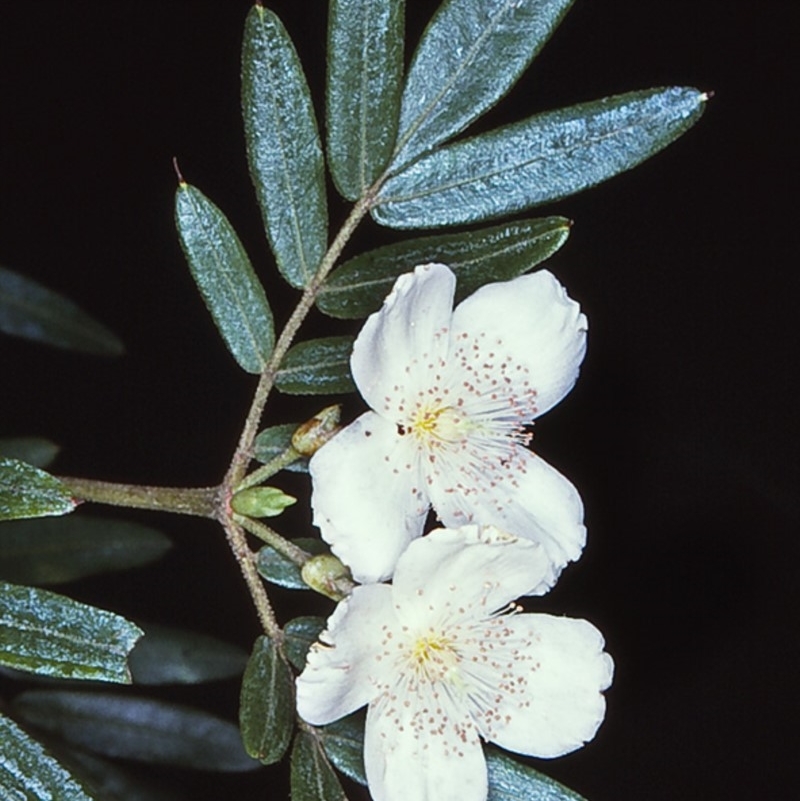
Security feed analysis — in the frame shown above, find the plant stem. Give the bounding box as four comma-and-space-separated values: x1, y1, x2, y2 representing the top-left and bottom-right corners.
59, 477, 218, 518
234, 446, 302, 492
234, 514, 311, 566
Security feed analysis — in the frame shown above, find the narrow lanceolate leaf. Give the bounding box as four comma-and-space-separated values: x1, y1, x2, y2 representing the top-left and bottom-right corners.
0, 437, 60, 468
319, 713, 367, 786
0, 265, 123, 356
283, 616, 326, 671
327, 0, 404, 199
242, 5, 328, 288
239, 636, 294, 765
391, 0, 574, 169
254, 424, 309, 473
175, 183, 274, 373
318, 217, 571, 319
257, 538, 328, 590
11, 691, 258, 772
375, 86, 708, 229
0, 582, 143, 682
486, 748, 586, 801
290, 730, 348, 801
276, 337, 355, 395
0, 517, 171, 586
0, 712, 95, 801
0, 458, 75, 522
128, 624, 248, 685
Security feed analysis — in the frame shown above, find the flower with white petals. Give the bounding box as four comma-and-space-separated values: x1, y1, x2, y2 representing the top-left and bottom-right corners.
296, 525, 613, 801
310, 263, 588, 587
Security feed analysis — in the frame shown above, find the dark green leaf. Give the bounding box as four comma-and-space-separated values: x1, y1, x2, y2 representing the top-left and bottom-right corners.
290, 730, 348, 801
276, 336, 356, 395
486, 748, 587, 801
175, 182, 274, 373
0, 265, 123, 356
0, 712, 96, 801
239, 636, 294, 765
242, 6, 328, 288
391, 0, 574, 169
128, 624, 248, 685
11, 690, 259, 772
284, 616, 326, 672
319, 713, 367, 786
327, 0, 404, 199
0, 516, 171, 585
0, 458, 75, 521
0, 436, 60, 468
256, 537, 328, 590
318, 217, 570, 319
0, 582, 143, 682
254, 424, 309, 473
374, 87, 708, 228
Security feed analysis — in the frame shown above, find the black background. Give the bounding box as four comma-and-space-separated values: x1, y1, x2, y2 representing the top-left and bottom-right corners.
0, 1, 796, 799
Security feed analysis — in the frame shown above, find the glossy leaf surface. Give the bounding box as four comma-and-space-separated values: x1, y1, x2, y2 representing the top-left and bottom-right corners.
175, 182, 274, 373
242, 6, 328, 288
0, 582, 143, 682
0, 516, 171, 586
128, 624, 247, 685
290, 730, 347, 801
327, 0, 404, 199
319, 713, 367, 786
254, 424, 309, 473
11, 690, 258, 772
0, 712, 95, 801
283, 616, 326, 671
391, 0, 574, 168
256, 537, 328, 590
0, 458, 75, 521
0, 265, 123, 356
486, 748, 586, 800
239, 636, 294, 765
276, 336, 356, 395
0, 436, 60, 468
317, 217, 570, 319
375, 87, 707, 228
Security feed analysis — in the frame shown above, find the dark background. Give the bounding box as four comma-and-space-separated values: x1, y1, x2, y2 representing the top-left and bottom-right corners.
1, 1, 796, 799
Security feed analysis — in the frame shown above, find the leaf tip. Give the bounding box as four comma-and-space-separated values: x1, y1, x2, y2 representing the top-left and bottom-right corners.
172, 156, 187, 187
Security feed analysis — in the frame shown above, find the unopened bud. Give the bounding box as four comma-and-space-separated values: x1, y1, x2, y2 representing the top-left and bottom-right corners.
291, 405, 341, 456
301, 553, 355, 601
231, 486, 296, 518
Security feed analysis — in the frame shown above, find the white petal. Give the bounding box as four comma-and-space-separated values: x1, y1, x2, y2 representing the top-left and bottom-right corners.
450, 270, 587, 418
295, 584, 395, 725
364, 690, 488, 801
310, 412, 430, 583
351, 263, 456, 415
429, 449, 585, 592
392, 525, 552, 626
473, 614, 613, 758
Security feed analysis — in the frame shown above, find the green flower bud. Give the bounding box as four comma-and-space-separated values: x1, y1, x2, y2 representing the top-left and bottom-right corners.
301, 553, 355, 601
291, 405, 341, 456
231, 486, 296, 518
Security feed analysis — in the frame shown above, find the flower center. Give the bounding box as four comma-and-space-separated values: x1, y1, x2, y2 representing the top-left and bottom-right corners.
408, 633, 461, 684
406, 405, 464, 446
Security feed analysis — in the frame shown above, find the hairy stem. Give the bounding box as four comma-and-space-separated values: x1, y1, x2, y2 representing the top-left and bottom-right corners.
234, 514, 311, 566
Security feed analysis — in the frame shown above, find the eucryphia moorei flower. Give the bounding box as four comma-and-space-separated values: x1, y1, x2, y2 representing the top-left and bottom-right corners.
296, 525, 613, 801
310, 263, 588, 587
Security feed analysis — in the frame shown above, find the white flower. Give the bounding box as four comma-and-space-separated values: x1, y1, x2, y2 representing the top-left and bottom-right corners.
296, 525, 613, 801
310, 263, 588, 587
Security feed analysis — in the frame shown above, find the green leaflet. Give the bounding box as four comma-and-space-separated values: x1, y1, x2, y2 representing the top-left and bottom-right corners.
319, 713, 367, 786
11, 690, 259, 772
391, 0, 574, 169
317, 217, 571, 319
374, 87, 708, 229
239, 636, 295, 765
0, 582, 143, 683
128, 624, 248, 685
486, 748, 587, 800
0, 712, 96, 801
284, 616, 327, 671
0, 458, 75, 522
175, 183, 274, 373
242, 6, 328, 288
0, 436, 60, 468
0, 265, 123, 356
0, 516, 171, 586
276, 336, 356, 395
257, 537, 328, 591
327, 0, 404, 199
290, 730, 348, 801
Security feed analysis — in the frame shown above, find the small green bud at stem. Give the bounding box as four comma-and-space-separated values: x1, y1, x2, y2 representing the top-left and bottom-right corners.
231, 486, 296, 518
301, 553, 355, 601
291, 405, 341, 456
